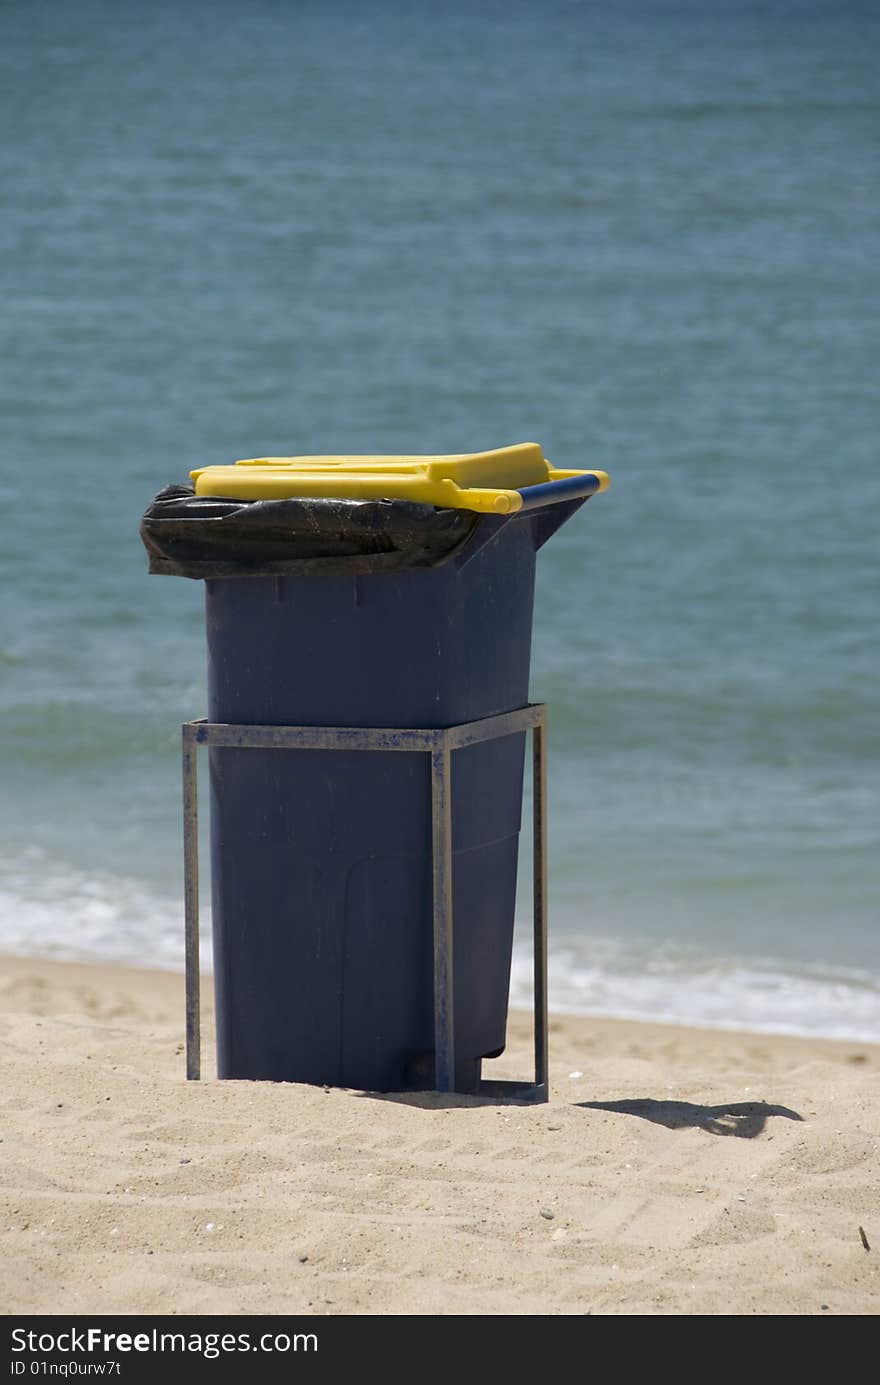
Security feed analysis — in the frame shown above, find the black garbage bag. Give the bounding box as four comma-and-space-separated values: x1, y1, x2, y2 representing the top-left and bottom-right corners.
140, 484, 479, 579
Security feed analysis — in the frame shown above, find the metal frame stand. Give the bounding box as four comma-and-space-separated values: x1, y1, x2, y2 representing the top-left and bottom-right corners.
182, 703, 549, 1102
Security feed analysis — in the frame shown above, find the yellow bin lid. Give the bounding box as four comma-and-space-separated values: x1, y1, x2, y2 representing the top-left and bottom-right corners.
190, 443, 609, 515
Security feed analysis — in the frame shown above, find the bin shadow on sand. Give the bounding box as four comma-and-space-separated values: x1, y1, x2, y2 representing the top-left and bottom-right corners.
356, 1093, 803, 1134
576, 1098, 803, 1138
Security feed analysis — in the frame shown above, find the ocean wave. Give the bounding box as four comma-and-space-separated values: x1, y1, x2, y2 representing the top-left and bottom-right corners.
511, 938, 880, 1043
0, 850, 198, 971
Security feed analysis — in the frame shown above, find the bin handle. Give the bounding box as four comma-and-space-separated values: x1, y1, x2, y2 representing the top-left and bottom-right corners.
516, 471, 609, 512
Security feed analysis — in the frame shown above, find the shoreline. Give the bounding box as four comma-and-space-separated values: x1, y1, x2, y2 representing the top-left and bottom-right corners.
3, 943, 878, 1047
3, 950, 879, 1059
1, 953, 878, 1315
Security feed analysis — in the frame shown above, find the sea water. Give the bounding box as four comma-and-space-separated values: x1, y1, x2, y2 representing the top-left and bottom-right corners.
1, 0, 877, 1039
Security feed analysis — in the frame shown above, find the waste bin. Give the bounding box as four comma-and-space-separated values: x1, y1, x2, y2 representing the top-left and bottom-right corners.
142, 444, 608, 1092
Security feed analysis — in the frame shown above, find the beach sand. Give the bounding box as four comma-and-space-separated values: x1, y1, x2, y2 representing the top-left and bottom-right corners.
0, 954, 877, 1316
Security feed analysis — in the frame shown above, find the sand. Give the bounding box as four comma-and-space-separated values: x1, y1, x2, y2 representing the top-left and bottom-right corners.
0, 953, 877, 1316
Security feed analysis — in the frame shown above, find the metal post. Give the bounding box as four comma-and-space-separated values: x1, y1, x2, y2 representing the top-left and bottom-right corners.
431, 741, 455, 1092
532, 715, 549, 1095
182, 725, 201, 1081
